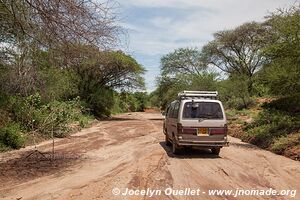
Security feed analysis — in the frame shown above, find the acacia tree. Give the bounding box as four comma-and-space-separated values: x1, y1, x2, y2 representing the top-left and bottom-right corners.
75, 49, 145, 96
156, 48, 218, 109
201, 22, 268, 93
0, 0, 121, 96
161, 48, 206, 77
70, 49, 145, 116
261, 6, 300, 97
0, 0, 120, 48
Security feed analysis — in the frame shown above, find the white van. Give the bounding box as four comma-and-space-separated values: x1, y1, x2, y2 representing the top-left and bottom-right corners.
163, 91, 229, 155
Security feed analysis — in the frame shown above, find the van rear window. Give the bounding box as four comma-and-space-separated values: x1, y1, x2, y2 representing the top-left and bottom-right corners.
182, 102, 223, 119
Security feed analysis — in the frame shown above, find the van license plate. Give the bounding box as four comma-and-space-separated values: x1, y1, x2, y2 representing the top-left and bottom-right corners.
198, 128, 209, 136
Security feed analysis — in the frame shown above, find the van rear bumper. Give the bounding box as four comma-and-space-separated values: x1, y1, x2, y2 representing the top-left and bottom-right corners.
177, 140, 229, 147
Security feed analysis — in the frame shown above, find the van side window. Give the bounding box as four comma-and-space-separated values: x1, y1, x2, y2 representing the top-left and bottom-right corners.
167, 104, 174, 118
172, 102, 179, 118
165, 106, 170, 116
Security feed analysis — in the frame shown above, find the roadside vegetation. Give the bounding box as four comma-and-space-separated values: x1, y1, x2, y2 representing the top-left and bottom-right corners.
150, 5, 300, 160
0, 1, 148, 151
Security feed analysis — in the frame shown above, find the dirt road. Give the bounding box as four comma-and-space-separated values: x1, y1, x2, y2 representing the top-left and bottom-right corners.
1, 112, 300, 200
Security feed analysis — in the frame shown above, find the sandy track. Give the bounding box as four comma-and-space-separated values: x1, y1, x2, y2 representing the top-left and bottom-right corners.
0, 112, 300, 200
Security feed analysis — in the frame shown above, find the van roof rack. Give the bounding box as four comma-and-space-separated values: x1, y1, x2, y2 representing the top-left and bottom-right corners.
178, 91, 218, 100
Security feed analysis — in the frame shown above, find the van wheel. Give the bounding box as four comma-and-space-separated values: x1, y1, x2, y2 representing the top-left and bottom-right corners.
211, 147, 221, 155
165, 135, 171, 146
172, 142, 180, 155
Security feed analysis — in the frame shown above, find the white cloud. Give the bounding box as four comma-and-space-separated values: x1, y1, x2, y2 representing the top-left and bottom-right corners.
149, 17, 174, 28
122, 0, 298, 55
123, 0, 296, 10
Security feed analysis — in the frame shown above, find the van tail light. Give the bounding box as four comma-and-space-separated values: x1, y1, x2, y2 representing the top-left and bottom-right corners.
177, 123, 183, 134
182, 128, 197, 135
209, 125, 228, 135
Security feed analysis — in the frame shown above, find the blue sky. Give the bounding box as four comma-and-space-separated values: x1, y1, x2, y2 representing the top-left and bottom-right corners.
118, 0, 298, 92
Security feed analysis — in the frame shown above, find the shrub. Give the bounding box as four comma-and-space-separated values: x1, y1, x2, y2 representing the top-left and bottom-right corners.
78, 115, 93, 128
262, 95, 300, 114
242, 124, 274, 148
0, 142, 9, 152
126, 94, 139, 112
33, 99, 83, 137
38, 67, 78, 101
0, 92, 10, 108
111, 94, 125, 114
88, 88, 115, 117
245, 109, 295, 130
7, 93, 91, 140
271, 133, 300, 154
243, 109, 299, 149
0, 123, 25, 149
0, 109, 11, 129
10, 93, 43, 129
226, 97, 256, 110
218, 75, 256, 110
132, 92, 150, 111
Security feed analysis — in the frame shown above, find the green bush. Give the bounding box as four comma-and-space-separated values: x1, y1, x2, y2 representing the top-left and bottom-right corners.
9, 94, 87, 138
78, 115, 93, 128
271, 133, 300, 154
243, 109, 299, 149
0, 91, 94, 150
245, 109, 296, 130
226, 97, 256, 110
0, 123, 25, 149
242, 124, 274, 148
38, 67, 78, 101
10, 93, 42, 129
111, 94, 124, 114
0, 109, 11, 129
262, 95, 300, 114
242, 124, 288, 148
218, 75, 256, 110
126, 95, 139, 112
0, 93, 93, 150
111, 92, 149, 114
132, 92, 150, 111
88, 88, 115, 117
0, 92, 10, 108
0, 142, 9, 152
33, 99, 84, 137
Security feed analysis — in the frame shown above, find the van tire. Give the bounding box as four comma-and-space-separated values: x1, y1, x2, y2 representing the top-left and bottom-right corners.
165, 135, 171, 146
211, 147, 221, 155
172, 142, 180, 155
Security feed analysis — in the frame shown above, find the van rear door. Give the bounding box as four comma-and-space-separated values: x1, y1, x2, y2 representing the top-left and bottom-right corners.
179, 100, 227, 136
